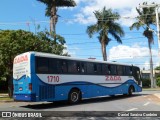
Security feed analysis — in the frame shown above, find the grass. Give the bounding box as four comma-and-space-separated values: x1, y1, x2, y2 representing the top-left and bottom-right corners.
0, 93, 13, 101
0, 97, 13, 101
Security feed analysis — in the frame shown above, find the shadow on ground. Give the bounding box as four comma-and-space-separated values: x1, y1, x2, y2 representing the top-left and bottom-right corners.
21, 93, 148, 110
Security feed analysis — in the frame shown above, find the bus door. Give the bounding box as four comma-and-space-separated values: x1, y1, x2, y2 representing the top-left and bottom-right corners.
132, 67, 141, 85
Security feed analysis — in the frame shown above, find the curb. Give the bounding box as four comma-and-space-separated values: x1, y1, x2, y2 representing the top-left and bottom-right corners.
142, 89, 160, 91
0, 100, 14, 103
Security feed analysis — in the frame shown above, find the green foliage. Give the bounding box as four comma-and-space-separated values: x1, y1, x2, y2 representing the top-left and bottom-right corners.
156, 77, 160, 87
37, 0, 76, 34
142, 78, 151, 88
0, 29, 67, 82
130, 2, 155, 44
37, 0, 76, 17
36, 30, 67, 55
155, 66, 160, 70
86, 7, 124, 61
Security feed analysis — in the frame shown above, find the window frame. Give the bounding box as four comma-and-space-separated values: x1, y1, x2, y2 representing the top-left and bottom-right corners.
36, 57, 49, 74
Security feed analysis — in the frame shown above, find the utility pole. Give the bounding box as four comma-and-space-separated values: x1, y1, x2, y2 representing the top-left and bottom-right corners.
139, 3, 160, 88
155, 6, 160, 88
155, 6, 160, 57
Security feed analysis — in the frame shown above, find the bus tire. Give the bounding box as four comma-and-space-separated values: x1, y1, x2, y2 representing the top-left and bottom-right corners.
128, 86, 134, 96
68, 89, 81, 104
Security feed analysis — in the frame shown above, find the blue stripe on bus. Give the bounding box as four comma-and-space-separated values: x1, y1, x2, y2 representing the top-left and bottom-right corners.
37, 77, 141, 101
13, 75, 26, 81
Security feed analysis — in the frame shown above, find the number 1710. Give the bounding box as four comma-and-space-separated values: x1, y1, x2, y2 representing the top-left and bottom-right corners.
47, 76, 60, 82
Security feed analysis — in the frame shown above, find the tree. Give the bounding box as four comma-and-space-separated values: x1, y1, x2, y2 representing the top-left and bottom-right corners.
37, 30, 67, 55
37, 0, 76, 40
0, 30, 67, 97
130, 2, 156, 88
155, 66, 160, 70
86, 7, 125, 61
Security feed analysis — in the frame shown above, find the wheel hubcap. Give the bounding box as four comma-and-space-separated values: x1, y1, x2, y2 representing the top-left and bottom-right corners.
71, 92, 78, 102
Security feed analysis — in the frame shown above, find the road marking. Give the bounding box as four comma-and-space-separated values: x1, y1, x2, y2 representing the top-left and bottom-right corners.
126, 108, 138, 111
143, 102, 150, 106
154, 93, 160, 99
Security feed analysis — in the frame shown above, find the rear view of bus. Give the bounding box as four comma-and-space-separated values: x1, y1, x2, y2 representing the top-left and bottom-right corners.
13, 52, 35, 101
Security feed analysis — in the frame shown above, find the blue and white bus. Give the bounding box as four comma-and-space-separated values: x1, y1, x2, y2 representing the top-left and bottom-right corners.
13, 52, 142, 103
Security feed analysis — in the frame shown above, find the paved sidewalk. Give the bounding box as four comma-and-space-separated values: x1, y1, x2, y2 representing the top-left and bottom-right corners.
143, 88, 160, 91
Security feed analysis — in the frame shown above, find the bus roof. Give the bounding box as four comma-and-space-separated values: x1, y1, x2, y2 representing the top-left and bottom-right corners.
22, 51, 134, 67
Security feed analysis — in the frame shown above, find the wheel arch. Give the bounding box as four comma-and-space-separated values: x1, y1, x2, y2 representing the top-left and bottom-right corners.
129, 85, 135, 92
69, 87, 82, 96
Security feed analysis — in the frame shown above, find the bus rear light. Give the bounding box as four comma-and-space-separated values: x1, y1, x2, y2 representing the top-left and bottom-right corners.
19, 87, 23, 91
29, 83, 32, 91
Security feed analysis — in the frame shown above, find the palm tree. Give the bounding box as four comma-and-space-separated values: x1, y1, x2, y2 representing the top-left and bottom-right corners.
130, 2, 155, 88
37, 0, 76, 39
86, 7, 125, 61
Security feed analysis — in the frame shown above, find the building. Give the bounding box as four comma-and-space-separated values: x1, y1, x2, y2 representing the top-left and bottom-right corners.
141, 70, 160, 79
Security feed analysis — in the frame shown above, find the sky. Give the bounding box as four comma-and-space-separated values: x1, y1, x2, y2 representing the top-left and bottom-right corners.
0, 0, 160, 70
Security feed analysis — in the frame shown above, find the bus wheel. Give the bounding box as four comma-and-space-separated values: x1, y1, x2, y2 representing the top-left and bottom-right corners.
128, 86, 134, 96
68, 89, 81, 104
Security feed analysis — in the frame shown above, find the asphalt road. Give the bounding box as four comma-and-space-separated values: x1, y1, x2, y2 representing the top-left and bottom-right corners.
0, 90, 160, 119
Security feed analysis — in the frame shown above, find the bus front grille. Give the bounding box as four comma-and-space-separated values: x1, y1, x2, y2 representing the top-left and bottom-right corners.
39, 85, 55, 100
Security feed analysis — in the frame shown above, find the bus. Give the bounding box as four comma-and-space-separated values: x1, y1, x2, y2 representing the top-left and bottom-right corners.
13, 51, 142, 103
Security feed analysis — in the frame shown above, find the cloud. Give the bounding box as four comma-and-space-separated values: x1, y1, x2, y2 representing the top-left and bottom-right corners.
118, 8, 138, 27
73, 0, 160, 26
108, 44, 158, 60
141, 60, 159, 70
141, 61, 150, 70
63, 44, 79, 57
74, 13, 96, 24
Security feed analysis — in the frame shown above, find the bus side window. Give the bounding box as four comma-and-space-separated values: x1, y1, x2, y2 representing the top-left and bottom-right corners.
56, 60, 62, 73
133, 67, 140, 84
81, 62, 86, 73
107, 65, 111, 74
94, 64, 101, 74
129, 67, 132, 75
36, 57, 49, 73
94, 64, 97, 72
125, 66, 132, 76
110, 65, 117, 75
117, 65, 123, 75
76, 62, 80, 72
61, 61, 68, 73
87, 63, 94, 74
123, 66, 126, 75
102, 64, 110, 75
49, 58, 58, 74
68, 61, 80, 73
